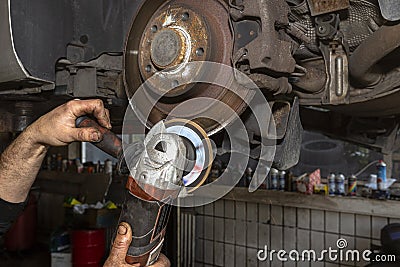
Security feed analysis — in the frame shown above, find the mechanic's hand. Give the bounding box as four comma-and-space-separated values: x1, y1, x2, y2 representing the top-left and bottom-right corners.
104, 222, 170, 267
29, 99, 111, 146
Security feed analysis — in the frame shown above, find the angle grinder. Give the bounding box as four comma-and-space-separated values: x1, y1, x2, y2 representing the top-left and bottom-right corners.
76, 116, 212, 266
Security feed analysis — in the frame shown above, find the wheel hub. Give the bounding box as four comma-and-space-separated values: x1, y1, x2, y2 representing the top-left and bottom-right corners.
138, 6, 209, 97
150, 28, 186, 69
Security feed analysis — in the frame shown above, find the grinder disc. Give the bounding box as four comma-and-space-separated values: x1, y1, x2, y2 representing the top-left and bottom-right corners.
165, 119, 212, 192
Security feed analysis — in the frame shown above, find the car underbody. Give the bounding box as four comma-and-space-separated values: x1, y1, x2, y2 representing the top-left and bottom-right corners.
1, 0, 400, 169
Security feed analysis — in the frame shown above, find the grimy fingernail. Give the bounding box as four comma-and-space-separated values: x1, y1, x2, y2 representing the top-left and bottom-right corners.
118, 224, 127, 235
91, 131, 100, 142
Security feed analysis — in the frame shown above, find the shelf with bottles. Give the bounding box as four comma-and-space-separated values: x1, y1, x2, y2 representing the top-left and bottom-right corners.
41, 152, 118, 176
231, 164, 400, 201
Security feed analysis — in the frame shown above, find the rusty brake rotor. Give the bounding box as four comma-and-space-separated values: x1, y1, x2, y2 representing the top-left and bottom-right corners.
124, 0, 254, 135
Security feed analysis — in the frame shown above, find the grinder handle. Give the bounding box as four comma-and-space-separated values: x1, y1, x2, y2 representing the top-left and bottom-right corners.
76, 116, 122, 159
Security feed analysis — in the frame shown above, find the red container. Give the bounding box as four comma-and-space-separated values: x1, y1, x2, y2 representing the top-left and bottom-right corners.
5, 194, 37, 251
72, 229, 105, 267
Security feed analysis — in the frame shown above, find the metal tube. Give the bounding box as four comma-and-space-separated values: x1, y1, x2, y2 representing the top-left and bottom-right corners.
349, 23, 400, 88
335, 56, 344, 97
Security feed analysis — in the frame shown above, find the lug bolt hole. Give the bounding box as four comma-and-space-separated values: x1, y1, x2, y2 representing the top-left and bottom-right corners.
145, 65, 152, 72
196, 48, 205, 57
151, 25, 158, 33
182, 12, 190, 21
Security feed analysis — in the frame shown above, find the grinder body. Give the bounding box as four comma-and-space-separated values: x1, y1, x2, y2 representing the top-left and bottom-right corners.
120, 177, 176, 266
76, 116, 185, 266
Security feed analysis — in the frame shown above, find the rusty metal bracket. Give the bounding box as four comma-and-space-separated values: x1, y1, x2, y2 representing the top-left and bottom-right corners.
320, 39, 349, 105
55, 53, 124, 98
306, 0, 349, 16
316, 14, 350, 105
230, 0, 296, 75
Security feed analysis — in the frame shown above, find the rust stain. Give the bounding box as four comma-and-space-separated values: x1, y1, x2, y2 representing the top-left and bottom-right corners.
307, 0, 349, 16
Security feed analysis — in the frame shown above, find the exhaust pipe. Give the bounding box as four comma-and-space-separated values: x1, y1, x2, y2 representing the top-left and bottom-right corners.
349, 23, 400, 88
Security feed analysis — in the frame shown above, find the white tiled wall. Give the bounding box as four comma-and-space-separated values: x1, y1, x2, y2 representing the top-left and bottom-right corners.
192, 200, 398, 267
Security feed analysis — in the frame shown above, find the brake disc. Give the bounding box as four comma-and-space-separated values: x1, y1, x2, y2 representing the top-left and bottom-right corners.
124, 0, 254, 136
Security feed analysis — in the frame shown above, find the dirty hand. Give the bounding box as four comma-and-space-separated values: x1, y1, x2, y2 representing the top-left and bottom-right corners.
104, 222, 170, 267
29, 99, 111, 146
